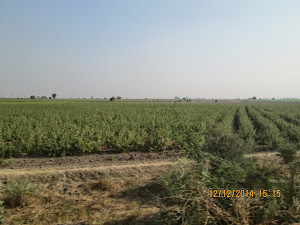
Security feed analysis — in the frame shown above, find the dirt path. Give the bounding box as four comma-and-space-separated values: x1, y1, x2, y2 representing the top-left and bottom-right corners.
0, 160, 185, 177
0, 151, 187, 186
0, 150, 183, 170
0, 153, 189, 225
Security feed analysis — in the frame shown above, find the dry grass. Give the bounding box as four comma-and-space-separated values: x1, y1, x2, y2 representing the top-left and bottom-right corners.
1, 154, 297, 224
0, 161, 180, 225
1, 177, 159, 225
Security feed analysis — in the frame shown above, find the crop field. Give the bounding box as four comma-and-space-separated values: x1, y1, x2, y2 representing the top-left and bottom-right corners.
1, 100, 300, 158
0, 100, 300, 224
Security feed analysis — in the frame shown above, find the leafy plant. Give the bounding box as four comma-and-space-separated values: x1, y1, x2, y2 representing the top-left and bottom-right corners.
203, 127, 246, 162
0, 179, 39, 207
278, 143, 300, 207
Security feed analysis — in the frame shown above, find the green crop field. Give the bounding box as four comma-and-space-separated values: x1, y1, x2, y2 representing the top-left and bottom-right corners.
1, 100, 299, 224
1, 99, 299, 158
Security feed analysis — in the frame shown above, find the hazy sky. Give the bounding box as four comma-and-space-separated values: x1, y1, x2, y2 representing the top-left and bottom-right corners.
1, 1, 299, 99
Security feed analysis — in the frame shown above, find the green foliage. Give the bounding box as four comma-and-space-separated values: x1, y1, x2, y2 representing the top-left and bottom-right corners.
254, 106, 300, 143
156, 150, 298, 224
246, 106, 283, 148
236, 105, 256, 148
0, 102, 235, 157
278, 143, 298, 164
203, 127, 246, 161
0, 100, 299, 157
0, 200, 4, 224
278, 143, 300, 207
0, 179, 39, 207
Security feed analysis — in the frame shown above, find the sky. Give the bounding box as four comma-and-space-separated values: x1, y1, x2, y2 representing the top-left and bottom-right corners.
0, 0, 300, 99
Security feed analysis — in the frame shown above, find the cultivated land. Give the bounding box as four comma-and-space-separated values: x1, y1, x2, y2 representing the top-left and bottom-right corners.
0, 100, 299, 224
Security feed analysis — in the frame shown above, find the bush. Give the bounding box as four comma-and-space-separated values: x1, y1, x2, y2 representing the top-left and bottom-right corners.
203, 128, 247, 161
153, 150, 299, 224
0, 200, 4, 224
0, 179, 38, 208
277, 143, 300, 207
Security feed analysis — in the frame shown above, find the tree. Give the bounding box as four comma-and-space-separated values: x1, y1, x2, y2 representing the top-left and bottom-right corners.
30, 95, 36, 100
116, 96, 121, 100
110, 97, 115, 102
252, 96, 257, 100
49, 97, 52, 99
52, 93, 57, 99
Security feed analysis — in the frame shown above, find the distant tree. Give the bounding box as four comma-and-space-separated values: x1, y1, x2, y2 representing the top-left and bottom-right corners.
91, 96, 93, 99
30, 95, 36, 100
110, 97, 115, 102
116, 96, 121, 100
52, 93, 57, 99
272, 98, 275, 100
41, 96, 47, 99
215, 99, 218, 102
49, 97, 52, 99
252, 96, 257, 100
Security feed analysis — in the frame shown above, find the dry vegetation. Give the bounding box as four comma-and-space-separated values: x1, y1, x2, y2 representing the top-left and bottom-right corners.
0, 151, 299, 225
0, 157, 190, 225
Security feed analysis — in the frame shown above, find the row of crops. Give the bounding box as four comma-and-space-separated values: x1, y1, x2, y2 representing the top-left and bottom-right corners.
0, 100, 299, 157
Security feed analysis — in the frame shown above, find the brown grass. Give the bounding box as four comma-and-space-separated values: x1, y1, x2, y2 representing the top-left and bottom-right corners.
0, 160, 184, 225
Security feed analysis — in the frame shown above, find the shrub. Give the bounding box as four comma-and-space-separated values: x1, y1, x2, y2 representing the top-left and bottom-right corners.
203, 128, 247, 162
153, 150, 298, 224
0, 179, 39, 207
277, 143, 300, 207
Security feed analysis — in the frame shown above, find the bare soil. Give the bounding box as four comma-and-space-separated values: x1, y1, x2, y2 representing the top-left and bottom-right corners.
0, 150, 183, 170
